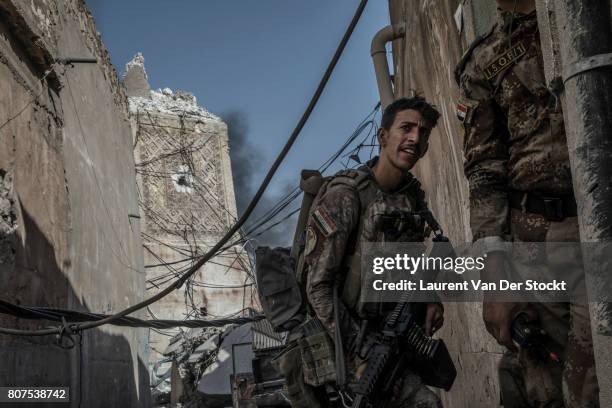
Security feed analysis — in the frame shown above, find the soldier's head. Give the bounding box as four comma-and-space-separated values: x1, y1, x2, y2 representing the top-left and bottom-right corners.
377, 96, 440, 171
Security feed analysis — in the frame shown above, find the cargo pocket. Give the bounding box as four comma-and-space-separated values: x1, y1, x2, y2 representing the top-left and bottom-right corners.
299, 331, 337, 387
272, 343, 324, 408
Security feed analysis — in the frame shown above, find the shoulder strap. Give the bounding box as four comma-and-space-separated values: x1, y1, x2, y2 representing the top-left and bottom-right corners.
297, 167, 369, 286
404, 173, 427, 210
403, 173, 446, 237
326, 169, 365, 188
339, 171, 379, 312
454, 24, 496, 85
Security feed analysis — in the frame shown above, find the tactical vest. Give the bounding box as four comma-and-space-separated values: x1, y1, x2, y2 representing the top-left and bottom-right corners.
256, 164, 431, 332
302, 165, 429, 320
267, 165, 441, 406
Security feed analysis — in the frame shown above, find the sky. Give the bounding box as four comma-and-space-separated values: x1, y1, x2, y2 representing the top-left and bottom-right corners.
87, 0, 389, 246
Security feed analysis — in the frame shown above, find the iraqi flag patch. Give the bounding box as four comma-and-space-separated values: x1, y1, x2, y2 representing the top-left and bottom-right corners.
456, 97, 478, 124
456, 103, 468, 122
312, 206, 337, 237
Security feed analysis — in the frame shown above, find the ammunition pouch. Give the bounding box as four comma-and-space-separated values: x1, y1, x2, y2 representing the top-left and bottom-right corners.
271, 318, 338, 407
375, 210, 425, 236
406, 339, 457, 391
300, 332, 336, 387
298, 318, 337, 387
272, 342, 325, 408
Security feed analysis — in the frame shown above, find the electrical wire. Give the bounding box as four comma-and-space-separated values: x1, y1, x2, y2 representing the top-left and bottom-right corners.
140, 102, 380, 274
0, 0, 369, 337
0, 300, 264, 330
0, 62, 59, 132
240, 104, 380, 239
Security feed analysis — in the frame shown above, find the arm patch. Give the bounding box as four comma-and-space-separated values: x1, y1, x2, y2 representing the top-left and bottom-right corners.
312, 206, 337, 237
454, 24, 496, 85
456, 97, 479, 124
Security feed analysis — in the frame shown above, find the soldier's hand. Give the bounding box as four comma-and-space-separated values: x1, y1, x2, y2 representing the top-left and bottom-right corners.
482, 302, 535, 351
425, 302, 444, 336
480, 252, 536, 350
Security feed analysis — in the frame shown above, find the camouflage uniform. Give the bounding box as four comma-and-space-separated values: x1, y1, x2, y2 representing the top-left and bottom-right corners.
455, 10, 599, 407
302, 158, 442, 408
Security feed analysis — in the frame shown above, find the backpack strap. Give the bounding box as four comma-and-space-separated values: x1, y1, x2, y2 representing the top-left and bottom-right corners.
336, 169, 379, 312
294, 170, 365, 300
322, 167, 374, 388
402, 173, 446, 238
454, 24, 496, 85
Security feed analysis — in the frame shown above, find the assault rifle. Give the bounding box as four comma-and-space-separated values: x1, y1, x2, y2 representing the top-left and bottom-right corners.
377, 209, 443, 237
350, 295, 456, 408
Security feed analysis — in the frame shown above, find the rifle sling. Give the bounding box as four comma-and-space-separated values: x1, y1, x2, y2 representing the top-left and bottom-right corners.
333, 280, 347, 388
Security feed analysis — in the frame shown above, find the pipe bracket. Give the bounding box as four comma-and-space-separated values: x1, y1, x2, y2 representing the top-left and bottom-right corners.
562, 53, 612, 84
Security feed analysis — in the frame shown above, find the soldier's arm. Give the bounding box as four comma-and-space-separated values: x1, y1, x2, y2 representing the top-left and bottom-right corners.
305, 184, 359, 339
458, 63, 510, 248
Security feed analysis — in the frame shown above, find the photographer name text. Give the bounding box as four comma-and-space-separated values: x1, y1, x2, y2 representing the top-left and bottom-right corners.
372, 279, 567, 292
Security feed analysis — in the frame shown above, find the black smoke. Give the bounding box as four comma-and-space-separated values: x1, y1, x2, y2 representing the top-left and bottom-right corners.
223, 111, 298, 248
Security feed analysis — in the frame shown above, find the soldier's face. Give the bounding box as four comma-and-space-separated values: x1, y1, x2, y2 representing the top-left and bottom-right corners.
378, 109, 430, 171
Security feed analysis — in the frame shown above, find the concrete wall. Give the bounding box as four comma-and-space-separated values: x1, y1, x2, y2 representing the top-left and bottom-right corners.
0, 0, 149, 406
388, 1, 501, 406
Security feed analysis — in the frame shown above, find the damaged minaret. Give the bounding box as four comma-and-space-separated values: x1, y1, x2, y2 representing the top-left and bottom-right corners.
123, 53, 255, 385
124, 53, 151, 98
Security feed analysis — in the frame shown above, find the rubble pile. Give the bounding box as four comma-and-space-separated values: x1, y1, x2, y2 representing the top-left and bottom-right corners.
152, 327, 222, 407
129, 87, 220, 120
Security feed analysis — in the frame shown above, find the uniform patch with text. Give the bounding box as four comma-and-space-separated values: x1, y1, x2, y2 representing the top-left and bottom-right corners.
481, 41, 527, 80
312, 207, 337, 237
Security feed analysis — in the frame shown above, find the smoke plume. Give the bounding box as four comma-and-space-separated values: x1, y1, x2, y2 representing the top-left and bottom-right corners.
223, 111, 297, 247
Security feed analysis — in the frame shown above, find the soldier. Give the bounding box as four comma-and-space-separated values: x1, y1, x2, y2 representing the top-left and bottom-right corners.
293, 96, 444, 407
455, 0, 599, 406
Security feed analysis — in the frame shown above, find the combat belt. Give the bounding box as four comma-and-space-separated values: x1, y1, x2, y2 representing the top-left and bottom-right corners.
509, 190, 577, 222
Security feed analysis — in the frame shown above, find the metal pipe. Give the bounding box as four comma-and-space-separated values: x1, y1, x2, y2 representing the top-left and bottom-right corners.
57, 57, 98, 64
371, 24, 405, 109
552, 1, 612, 405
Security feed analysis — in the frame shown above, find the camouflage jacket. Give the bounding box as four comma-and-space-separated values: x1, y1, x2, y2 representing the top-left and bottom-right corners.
455, 11, 572, 243
303, 158, 427, 339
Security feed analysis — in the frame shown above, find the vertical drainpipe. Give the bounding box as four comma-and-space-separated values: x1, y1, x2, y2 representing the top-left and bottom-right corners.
371, 24, 406, 110
550, 1, 612, 406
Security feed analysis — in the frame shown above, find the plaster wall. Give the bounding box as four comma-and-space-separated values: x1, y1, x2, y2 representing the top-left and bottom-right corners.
0, 0, 149, 406
388, 1, 502, 406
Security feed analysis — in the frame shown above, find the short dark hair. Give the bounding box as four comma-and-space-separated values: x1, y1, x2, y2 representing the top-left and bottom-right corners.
380, 96, 440, 130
